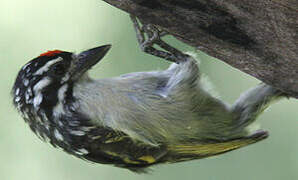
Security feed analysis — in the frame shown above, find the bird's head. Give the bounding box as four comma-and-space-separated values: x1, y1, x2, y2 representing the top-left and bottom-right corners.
13, 45, 111, 109
12, 45, 111, 141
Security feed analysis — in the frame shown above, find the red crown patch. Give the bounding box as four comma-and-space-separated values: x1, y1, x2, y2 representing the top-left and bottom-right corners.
39, 50, 63, 57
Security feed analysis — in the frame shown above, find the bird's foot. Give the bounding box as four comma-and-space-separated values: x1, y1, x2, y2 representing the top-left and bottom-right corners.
130, 15, 189, 63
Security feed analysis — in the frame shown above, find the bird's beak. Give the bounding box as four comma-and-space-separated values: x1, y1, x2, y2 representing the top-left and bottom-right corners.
70, 45, 111, 80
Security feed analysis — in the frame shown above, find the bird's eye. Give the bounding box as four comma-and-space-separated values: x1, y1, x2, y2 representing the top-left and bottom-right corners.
52, 63, 66, 76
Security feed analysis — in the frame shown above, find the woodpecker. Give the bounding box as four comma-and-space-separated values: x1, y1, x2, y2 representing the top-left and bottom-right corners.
12, 17, 285, 173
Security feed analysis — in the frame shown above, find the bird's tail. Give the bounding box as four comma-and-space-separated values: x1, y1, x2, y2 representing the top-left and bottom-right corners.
164, 130, 268, 163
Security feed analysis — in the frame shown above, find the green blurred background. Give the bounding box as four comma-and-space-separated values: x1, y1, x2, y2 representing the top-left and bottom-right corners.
1, 0, 298, 179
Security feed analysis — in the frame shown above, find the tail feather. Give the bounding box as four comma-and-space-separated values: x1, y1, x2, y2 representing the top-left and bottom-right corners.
164, 130, 268, 163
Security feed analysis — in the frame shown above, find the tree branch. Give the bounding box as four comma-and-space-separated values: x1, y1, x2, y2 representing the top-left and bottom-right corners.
102, 0, 298, 98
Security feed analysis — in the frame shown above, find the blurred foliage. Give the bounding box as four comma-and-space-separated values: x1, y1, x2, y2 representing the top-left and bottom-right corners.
0, 0, 298, 179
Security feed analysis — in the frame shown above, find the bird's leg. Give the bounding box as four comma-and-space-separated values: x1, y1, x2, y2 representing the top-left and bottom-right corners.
130, 15, 189, 63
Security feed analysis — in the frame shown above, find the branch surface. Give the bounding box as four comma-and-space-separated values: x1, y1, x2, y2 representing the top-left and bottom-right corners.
102, 0, 298, 97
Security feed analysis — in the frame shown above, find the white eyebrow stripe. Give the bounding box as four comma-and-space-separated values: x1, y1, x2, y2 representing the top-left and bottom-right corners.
34, 57, 63, 75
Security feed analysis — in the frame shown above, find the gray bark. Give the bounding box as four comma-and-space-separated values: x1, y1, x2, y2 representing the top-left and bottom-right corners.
102, 0, 298, 98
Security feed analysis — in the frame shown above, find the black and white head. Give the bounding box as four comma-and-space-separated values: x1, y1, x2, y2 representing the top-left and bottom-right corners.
12, 45, 111, 151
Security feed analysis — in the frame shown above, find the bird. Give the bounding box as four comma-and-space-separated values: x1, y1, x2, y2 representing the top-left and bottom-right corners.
12, 17, 285, 173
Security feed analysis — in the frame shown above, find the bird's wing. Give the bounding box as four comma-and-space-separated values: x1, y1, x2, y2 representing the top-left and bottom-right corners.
80, 126, 167, 172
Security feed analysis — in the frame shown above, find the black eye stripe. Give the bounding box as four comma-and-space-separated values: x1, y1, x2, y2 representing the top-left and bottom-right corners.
52, 62, 67, 75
